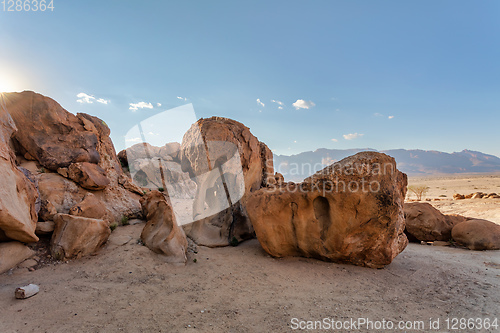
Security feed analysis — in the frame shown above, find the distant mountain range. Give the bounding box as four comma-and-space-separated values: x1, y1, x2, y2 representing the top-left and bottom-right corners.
273, 149, 500, 181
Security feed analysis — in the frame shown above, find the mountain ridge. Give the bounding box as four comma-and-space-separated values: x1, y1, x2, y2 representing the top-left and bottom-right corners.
273, 148, 500, 181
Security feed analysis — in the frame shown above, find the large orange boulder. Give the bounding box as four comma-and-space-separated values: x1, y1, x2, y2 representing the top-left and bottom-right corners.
404, 202, 469, 242
179, 117, 273, 247
3, 91, 142, 224
4, 91, 100, 170
140, 191, 188, 263
247, 152, 408, 268
452, 220, 500, 250
51, 214, 111, 260
0, 98, 39, 243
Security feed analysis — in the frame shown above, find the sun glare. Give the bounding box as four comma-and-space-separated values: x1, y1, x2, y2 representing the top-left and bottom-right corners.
0, 78, 17, 93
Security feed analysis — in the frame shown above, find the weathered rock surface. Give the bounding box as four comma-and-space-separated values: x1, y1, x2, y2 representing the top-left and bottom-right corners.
0, 98, 39, 243
404, 202, 470, 242
452, 220, 500, 250
179, 117, 273, 247
35, 221, 55, 235
5, 91, 101, 170
3, 91, 142, 224
51, 214, 111, 260
247, 152, 408, 268
0, 242, 35, 274
67, 162, 110, 190
69, 193, 111, 222
140, 191, 188, 263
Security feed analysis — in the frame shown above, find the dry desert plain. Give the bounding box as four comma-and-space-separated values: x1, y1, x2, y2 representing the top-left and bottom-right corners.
0, 174, 499, 332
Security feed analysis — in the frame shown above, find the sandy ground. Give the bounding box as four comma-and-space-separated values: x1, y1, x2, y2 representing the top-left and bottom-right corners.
0, 175, 499, 332
408, 174, 500, 224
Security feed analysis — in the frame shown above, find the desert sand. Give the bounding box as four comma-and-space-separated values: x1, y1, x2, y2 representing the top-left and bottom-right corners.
408, 174, 500, 224
1, 175, 499, 332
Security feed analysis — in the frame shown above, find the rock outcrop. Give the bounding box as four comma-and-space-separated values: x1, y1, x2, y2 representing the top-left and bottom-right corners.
140, 191, 188, 263
452, 220, 500, 250
404, 202, 469, 242
0, 97, 39, 243
0, 241, 35, 274
3, 91, 142, 225
179, 117, 273, 247
51, 214, 111, 260
120, 143, 197, 199
247, 152, 408, 268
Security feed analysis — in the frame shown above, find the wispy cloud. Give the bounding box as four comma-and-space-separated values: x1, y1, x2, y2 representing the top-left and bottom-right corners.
177, 96, 188, 101
293, 99, 315, 110
331, 138, 338, 142
76, 92, 109, 105
96, 98, 109, 104
256, 98, 265, 107
157, 103, 162, 107
125, 137, 142, 143
343, 133, 364, 140
271, 99, 284, 109
374, 113, 383, 117
129, 102, 154, 111
388, 115, 394, 119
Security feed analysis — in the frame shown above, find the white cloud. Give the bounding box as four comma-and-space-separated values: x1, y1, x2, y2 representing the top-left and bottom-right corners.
76, 93, 95, 104
343, 133, 364, 140
388, 115, 394, 119
77, 92, 109, 105
96, 98, 109, 104
292, 99, 315, 110
129, 102, 154, 111
157, 103, 162, 107
177, 96, 187, 101
293, 140, 297, 143
125, 137, 142, 143
256, 98, 265, 107
331, 138, 338, 142
271, 99, 284, 106
278, 106, 283, 110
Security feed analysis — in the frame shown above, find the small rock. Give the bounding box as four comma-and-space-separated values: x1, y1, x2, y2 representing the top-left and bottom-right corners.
18, 259, 38, 268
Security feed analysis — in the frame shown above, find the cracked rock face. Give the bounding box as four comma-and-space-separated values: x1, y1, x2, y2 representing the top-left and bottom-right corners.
247, 152, 408, 268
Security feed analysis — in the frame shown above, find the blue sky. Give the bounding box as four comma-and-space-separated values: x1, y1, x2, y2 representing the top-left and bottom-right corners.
1, 1, 499, 157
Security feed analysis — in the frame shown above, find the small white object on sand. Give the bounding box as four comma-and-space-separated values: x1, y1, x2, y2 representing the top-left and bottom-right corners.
15, 284, 39, 299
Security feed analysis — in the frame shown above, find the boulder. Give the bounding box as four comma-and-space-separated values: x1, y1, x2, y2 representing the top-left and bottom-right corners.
38, 199, 58, 221
452, 220, 500, 250
4, 91, 142, 223
471, 192, 485, 199
179, 117, 273, 247
51, 214, 111, 260
0, 242, 35, 274
5, 91, 100, 170
0, 98, 39, 243
37, 173, 87, 215
247, 152, 408, 268
140, 191, 188, 263
404, 202, 469, 242
453, 193, 465, 200
67, 162, 110, 190
69, 192, 111, 222
35, 221, 55, 235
